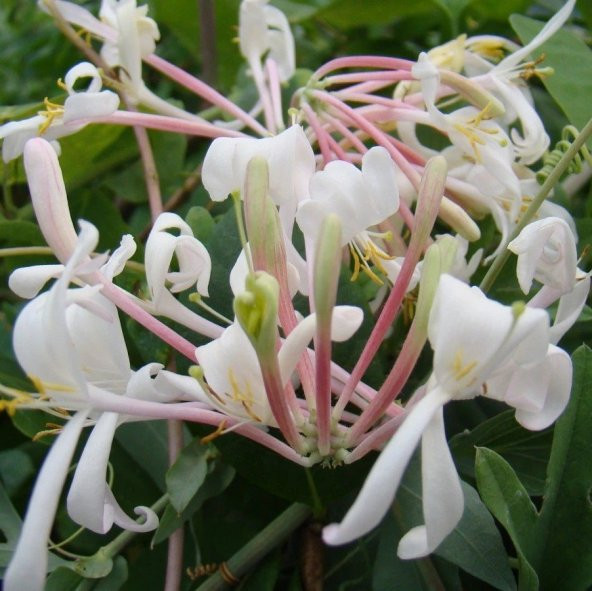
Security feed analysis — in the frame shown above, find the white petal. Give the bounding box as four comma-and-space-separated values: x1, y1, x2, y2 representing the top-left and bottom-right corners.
330, 306, 364, 342
3, 410, 88, 591
67, 411, 158, 533
63, 61, 103, 94
101, 234, 136, 280
495, 0, 576, 72
512, 345, 572, 430
323, 387, 450, 545
8, 264, 65, 299
63, 91, 120, 123
361, 147, 400, 222
550, 276, 591, 344
397, 408, 464, 559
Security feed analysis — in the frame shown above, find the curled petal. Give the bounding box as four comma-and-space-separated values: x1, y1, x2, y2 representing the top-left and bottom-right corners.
397, 407, 464, 559
508, 217, 578, 295
67, 411, 158, 533
145, 213, 211, 304
323, 387, 449, 545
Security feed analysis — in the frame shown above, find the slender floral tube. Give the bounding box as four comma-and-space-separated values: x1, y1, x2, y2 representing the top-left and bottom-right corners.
23, 138, 78, 264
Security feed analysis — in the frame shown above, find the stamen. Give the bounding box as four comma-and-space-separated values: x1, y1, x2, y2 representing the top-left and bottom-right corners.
200, 420, 228, 444
452, 350, 478, 381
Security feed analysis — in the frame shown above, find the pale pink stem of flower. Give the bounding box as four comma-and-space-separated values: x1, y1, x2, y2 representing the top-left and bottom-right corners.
314, 56, 414, 79
383, 134, 427, 166
313, 90, 416, 229
248, 56, 276, 133
265, 58, 285, 131
347, 311, 428, 444
164, 419, 184, 591
94, 110, 245, 138
145, 54, 269, 136
127, 104, 163, 222
334, 157, 445, 424
259, 362, 305, 453
333, 92, 415, 111
315, 325, 333, 455
322, 113, 368, 154
89, 392, 312, 465
325, 70, 414, 86
302, 102, 335, 165
346, 411, 407, 463
99, 280, 198, 362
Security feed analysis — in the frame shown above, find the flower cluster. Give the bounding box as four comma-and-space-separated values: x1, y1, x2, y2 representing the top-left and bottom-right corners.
1, 0, 588, 589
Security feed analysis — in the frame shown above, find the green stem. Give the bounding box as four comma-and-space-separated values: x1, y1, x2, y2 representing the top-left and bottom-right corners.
195, 503, 312, 591
480, 117, 592, 293
305, 469, 324, 519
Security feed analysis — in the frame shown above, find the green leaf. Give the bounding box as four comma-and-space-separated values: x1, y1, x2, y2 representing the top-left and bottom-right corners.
44, 567, 83, 591
92, 556, 128, 591
475, 447, 538, 590
530, 345, 592, 590
317, 0, 437, 29
58, 125, 136, 190
0, 481, 66, 572
510, 14, 592, 138
115, 421, 169, 491
152, 461, 235, 545
185, 206, 215, 243
450, 409, 552, 495
0, 221, 44, 245
165, 438, 209, 513
0, 448, 35, 497
467, 0, 529, 22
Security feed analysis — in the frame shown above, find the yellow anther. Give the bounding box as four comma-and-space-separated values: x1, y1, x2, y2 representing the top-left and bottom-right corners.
56, 78, 68, 92
200, 420, 228, 444
226, 369, 262, 422
452, 351, 478, 381
32, 425, 64, 442
30, 375, 75, 397
469, 39, 506, 62
37, 97, 65, 134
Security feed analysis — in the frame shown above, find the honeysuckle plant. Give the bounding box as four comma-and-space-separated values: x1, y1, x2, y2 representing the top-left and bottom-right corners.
0, 0, 591, 590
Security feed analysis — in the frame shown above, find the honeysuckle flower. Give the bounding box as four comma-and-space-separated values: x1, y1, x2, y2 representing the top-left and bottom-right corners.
324, 274, 570, 558
145, 212, 211, 302
5, 220, 203, 591
196, 305, 363, 425
412, 53, 521, 212
0, 62, 119, 162
508, 217, 579, 295
297, 147, 403, 285
202, 124, 315, 209
99, 0, 160, 70
239, 0, 295, 82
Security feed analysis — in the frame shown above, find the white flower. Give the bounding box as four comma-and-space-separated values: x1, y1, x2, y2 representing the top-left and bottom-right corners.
324, 275, 571, 558
508, 217, 579, 295
202, 124, 315, 209
239, 0, 295, 82
145, 212, 211, 303
297, 147, 403, 285
196, 306, 363, 424
0, 63, 119, 162
5, 221, 199, 591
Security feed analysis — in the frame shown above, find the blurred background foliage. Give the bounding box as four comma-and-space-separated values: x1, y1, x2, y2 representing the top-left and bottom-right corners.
0, 1, 591, 590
